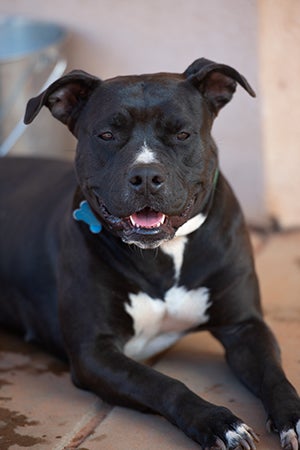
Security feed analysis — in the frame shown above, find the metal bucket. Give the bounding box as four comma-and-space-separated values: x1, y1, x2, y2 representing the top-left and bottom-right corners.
0, 16, 74, 158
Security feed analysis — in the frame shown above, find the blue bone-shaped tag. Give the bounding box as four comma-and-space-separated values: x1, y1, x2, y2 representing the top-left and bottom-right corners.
73, 200, 102, 234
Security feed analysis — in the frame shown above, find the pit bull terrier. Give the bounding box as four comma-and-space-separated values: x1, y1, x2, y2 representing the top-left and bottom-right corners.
0, 58, 299, 450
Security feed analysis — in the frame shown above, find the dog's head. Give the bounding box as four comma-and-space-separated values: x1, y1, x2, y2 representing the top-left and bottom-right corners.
25, 58, 255, 249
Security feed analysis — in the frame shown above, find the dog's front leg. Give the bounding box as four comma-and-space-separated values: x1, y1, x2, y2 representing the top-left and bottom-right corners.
213, 318, 300, 449
68, 338, 258, 450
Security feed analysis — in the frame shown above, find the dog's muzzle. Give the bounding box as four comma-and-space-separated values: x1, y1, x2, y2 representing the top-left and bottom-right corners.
89, 193, 199, 249
79, 166, 218, 249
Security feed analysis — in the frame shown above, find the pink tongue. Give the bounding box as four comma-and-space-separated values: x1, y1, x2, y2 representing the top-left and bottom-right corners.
131, 210, 164, 228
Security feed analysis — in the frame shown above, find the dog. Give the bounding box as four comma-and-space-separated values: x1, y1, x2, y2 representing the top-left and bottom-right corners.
0, 58, 299, 450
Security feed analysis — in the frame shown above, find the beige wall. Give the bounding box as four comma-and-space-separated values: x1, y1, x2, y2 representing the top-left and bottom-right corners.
258, 0, 300, 228
1, 0, 264, 222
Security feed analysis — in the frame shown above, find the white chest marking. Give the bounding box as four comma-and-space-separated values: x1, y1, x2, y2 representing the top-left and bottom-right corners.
134, 141, 158, 164
124, 235, 210, 360
161, 236, 187, 281
124, 286, 210, 361
175, 213, 207, 237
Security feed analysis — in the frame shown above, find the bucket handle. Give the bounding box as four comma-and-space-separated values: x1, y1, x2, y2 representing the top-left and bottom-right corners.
0, 57, 67, 157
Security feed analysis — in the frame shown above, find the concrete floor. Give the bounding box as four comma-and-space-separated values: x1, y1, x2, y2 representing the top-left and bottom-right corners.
0, 231, 299, 450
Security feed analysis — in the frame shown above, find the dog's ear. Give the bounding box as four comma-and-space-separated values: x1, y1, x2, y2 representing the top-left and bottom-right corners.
184, 58, 255, 115
24, 70, 100, 134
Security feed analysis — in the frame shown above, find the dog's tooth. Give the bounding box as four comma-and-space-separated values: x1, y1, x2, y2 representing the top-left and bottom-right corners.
130, 215, 136, 226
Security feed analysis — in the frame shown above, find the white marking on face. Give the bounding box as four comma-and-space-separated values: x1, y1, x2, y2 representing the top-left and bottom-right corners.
134, 141, 158, 164
123, 285, 210, 361
161, 236, 187, 281
175, 213, 207, 237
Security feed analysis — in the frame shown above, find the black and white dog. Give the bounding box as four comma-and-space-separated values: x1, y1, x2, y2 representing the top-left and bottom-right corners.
0, 58, 299, 450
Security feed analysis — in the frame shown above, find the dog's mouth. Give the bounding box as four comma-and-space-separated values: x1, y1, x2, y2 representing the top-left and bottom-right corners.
129, 208, 166, 229
96, 199, 196, 248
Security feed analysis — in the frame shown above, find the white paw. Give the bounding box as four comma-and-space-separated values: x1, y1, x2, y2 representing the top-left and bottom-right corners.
280, 419, 300, 450
225, 423, 259, 449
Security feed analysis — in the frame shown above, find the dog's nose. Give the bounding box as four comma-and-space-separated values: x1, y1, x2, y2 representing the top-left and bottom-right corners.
128, 165, 166, 193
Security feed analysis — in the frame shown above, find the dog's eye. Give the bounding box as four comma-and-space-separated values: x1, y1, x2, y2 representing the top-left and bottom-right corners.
98, 132, 114, 141
177, 131, 190, 141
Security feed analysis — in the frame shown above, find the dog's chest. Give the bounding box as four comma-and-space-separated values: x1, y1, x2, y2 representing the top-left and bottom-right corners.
123, 237, 211, 361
